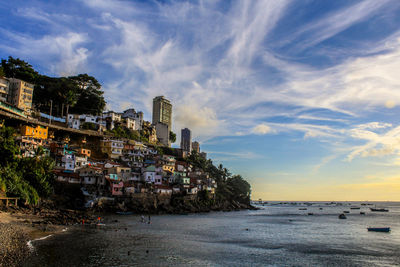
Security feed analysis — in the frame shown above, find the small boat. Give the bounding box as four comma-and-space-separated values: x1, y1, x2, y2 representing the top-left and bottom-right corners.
343, 211, 350, 213
370, 208, 389, 212
319, 208, 323, 210
360, 212, 365, 215
299, 208, 307, 210
339, 214, 347, 219
350, 207, 360, 210
307, 213, 314, 216
116, 211, 133, 215
367, 227, 390, 232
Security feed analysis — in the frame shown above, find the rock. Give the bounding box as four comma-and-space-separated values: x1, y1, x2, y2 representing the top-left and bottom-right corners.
0, 224, 30, 267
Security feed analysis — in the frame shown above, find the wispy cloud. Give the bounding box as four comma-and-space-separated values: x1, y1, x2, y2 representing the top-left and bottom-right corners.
347, 124, 400, 161
282, 0, 394, 51
0, 30, 89, 75
2, 0, 400, 162
312, 155, 337, 174
207, 150, 261, 161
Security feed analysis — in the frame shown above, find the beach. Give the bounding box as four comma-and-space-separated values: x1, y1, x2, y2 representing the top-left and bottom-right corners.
21, 201, 400, 266
0, 204, 99, 267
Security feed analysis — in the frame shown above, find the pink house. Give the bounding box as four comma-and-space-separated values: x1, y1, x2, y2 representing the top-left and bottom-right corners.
111, 181, 124, 196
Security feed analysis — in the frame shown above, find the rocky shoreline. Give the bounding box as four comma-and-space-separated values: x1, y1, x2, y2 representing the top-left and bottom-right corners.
0, 198, 255, 266
0, 223, 30, 267
0, 204, 97, 267
93, 193, 257, 214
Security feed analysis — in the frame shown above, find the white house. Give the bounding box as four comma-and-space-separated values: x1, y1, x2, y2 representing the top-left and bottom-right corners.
122, 108, 143, 130
67, 114, 99, 129
75, 155, 88, 169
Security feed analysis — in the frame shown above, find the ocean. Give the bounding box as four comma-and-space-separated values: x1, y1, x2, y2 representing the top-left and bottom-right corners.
25, 202, 400, 266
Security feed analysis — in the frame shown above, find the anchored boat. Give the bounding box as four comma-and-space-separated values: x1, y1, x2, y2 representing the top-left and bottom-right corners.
367, 227, 390, 232
370, 208, 389, 212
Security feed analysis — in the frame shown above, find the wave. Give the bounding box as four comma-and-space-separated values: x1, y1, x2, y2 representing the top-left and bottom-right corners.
26, 227, 68, 251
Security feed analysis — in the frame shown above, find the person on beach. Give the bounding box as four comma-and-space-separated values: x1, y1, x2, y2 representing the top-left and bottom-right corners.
148, 215, 151, 224
141, 215, 145, 223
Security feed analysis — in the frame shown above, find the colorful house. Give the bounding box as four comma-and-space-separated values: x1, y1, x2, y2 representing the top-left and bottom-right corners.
20, 125, 48, 139
111, 181, 124, 196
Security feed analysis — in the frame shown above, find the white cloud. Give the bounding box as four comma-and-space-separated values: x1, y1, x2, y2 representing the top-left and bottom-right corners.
0, 31, 89, 76
356, 122, 392, 130
252, 124, 272, 135
174, 105, 226, 140
278, 0, 393, 50
347, 124, 400, 161
207, 150, 261, 161
312, 155, 337, 174
385, 100, 396, 109
3, 0, 400, 149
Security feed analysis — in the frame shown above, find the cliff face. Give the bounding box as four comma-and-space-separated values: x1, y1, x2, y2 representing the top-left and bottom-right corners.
94, 193, 255, 214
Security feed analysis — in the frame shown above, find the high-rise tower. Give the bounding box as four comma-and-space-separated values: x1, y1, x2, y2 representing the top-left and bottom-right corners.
181, 128, 192, 154
152, 96, 172, 130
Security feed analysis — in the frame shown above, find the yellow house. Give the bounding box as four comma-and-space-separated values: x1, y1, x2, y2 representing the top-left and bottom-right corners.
21, 125, 48, 139
162, 165, 175, 173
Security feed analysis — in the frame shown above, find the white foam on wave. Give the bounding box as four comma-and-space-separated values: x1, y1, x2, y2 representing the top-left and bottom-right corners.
26, 240, 34, 251
26, 234, 54, 251
35, 234, 53, 241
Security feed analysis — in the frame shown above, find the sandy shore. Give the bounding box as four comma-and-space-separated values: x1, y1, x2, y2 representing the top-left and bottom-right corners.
0, 207, 96, 267
0, 210, 66, 267
0, 210, 65, 237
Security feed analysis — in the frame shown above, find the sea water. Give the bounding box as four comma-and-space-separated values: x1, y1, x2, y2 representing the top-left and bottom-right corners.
24, 202, 400, 266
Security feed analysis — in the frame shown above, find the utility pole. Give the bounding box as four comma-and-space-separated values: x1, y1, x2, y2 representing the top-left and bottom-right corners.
66, 104, 69, 126
49, 100, 53, 124
61, 103, 64, 118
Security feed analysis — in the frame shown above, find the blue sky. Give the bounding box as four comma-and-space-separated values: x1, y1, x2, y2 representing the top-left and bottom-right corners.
2, 0, 400, 200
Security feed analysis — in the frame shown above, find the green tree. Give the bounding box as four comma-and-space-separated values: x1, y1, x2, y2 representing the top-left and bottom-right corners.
0, 126, 55, 205
1, 56, 106, 116
69, 74, 106, 115
226, 175, 251, 204
1, 56, 39, 83
33, 76, 80, 111
169, 131, 176, 143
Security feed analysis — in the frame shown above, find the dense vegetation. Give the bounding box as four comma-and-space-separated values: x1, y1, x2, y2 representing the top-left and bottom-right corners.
1, 56, 106, 115
187, 151, 251, 205
0, 126, 55, 205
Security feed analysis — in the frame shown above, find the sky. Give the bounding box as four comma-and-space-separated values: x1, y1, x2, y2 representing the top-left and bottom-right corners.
2, 0, 400, 201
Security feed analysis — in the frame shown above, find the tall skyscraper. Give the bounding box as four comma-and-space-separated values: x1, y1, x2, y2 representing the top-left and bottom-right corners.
152, 96, 172, 130
180, 128, 192, 153
192, 141, 200, 153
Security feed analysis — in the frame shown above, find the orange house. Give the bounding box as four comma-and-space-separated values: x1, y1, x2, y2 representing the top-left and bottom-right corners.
20, 125, 48, 139
78, 148, 91, 158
